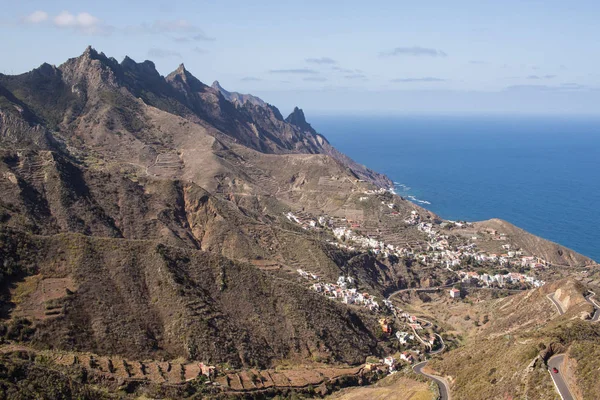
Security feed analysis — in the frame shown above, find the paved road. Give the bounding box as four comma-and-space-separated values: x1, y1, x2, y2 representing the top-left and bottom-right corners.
417, 317, 433, 328
585, 291, 599, 322
546, 290, 599, 400
430, 333, 446, 355
413, 361, 450, 400
388, 285, 525, 301
548, 290, 599, 321
547, 293, 565, 315
387, 285, 453, 300
548, 355, 575, 400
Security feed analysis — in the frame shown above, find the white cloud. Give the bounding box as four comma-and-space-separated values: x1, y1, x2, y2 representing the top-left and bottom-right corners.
24, 11, 48, 24
54, 11, 99, 29
21, 10, 107, 34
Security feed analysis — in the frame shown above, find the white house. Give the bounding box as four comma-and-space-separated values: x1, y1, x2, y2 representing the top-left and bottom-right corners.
400, 352, 414, 363
396, 331, 410, 344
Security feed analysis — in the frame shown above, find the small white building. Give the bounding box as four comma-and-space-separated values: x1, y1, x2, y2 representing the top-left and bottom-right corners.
396, 331, 411, 344
450, 288, 461, 298
384, 356, 396, 372
400, 352, 414, 363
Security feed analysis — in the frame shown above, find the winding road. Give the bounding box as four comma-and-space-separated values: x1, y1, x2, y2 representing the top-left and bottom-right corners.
585, 291, 599, 322
545, 293, 574, 400
387, 285, 453, 300
547, 355, 575, 400
413, 361, 450, 400
430, 333, 446, 355
547, 293, 565, 316
386, 289, 449, 397
546, 289, 600, 400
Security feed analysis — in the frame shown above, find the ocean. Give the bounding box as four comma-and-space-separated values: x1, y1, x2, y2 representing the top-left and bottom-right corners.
310, 115, 600, 263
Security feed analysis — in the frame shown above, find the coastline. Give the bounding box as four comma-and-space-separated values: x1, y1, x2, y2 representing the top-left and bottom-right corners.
312, 115, 600, 263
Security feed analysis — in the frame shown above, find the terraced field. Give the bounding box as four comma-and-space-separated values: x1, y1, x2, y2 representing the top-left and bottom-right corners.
215, 365, 364, 392
0, 345, 367, 393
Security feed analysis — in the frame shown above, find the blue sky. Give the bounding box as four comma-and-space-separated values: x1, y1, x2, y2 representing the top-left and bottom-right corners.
2, 0, 600, 115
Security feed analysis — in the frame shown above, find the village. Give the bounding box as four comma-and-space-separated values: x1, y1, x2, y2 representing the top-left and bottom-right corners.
282, 191, 556, 375
296, 267, 444, 374
285, 204, 546, 292
297, 269, 381, 312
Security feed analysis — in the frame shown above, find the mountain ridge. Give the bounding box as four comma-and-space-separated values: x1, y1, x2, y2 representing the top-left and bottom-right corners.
0, 46, 597, 399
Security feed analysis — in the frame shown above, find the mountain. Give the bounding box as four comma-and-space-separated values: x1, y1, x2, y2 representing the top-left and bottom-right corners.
0, 45, 401, 367
0, 47, 597, 398
286, 106, 317, 133
211, 80, 267, 108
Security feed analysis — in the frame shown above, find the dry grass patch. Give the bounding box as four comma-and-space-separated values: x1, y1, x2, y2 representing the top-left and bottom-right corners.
327, 373, 433, 400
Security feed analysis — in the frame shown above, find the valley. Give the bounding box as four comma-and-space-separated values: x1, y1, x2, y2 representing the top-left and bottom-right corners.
0, 47, 598, 399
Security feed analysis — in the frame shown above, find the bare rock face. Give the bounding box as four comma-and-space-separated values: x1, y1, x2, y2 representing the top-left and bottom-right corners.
0, 110, 51, 149
286, 106, 317, 134
211, 80, 267, 108
580, 311, 593, 320
525, 355, 541, 372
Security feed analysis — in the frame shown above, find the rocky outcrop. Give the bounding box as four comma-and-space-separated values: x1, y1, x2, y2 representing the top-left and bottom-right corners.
286, 107, 318, 135
211, 80, 267, 108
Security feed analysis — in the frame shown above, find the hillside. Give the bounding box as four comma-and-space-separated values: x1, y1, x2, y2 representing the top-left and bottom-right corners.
427, 279, 598, 400
0, 47, 597, 398
475, 219, 594, 267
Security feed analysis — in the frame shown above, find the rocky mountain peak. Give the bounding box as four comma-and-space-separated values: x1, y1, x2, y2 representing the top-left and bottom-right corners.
211, 80, 227, 93
176, 63, 187, 75
166, 63, 205, 89
121, 55, 137, 68
82, 45, 98, 58
76, 46, 113, 66
62, 45, 116, 72
121, 56, 160, 77
32, 62, 59, 77
173, 63, 194, 81
211, 80, 268, 109
57, 46, 120, 91
285, 106, 316, 134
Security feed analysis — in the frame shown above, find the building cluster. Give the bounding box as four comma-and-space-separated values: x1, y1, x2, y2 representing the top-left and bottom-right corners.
286, 200, 550, 298
285, 212, 319, 230
403, 210, 421, 225
363, 188, 389, 195
325, 240, 357, 252
414, 221, 548, 289
297, 269, 381, 312
395, 331, 415, 344
382, 350, 419, 373
381, 201, 396, 210
458, 270, 545, 288
331, 226, 409, 259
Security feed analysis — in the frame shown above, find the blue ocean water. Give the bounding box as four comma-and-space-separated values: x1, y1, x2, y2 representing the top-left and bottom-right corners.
310, 115, 600, 262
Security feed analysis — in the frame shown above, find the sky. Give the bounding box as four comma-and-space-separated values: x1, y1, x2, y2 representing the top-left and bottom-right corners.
1, 0, 600, 116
